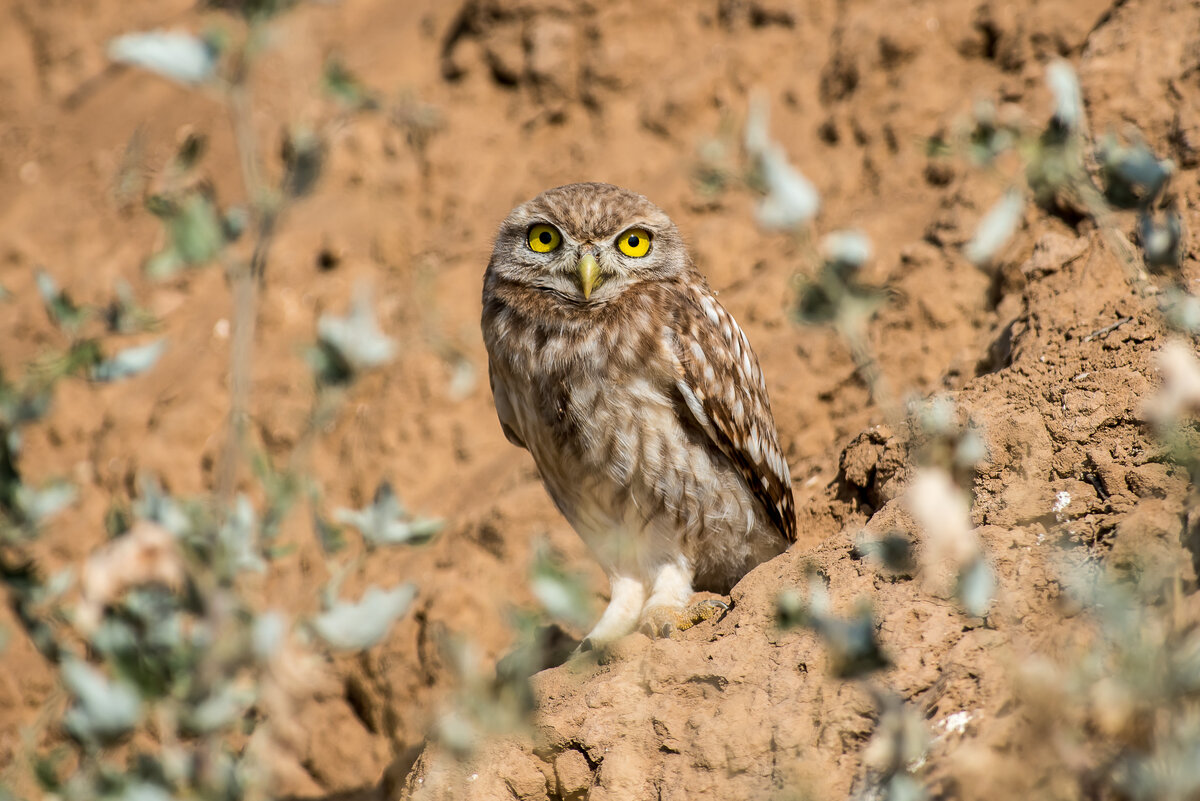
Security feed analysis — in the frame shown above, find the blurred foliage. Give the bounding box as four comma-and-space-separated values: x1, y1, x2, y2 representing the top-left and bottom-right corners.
858, 689, 930, 801
761, 58, 1200, 801
528, 539, 594, 632
322, 56, 381, 111
851, 530, 917, 578
949, 60, 1186, 286
1044, 561, 1200, 801
279, 128, 324, 199
10, 12, 1200, 801
908, 395, 987, 489
334, 480, 443, 548
776, 570, 890, 679
794, 230, 887, 333
0, 4, 447, 801
201, 0, 299, 20
744, 92, 820, 229
310, 284, 398, 383
432, 547, 585, 757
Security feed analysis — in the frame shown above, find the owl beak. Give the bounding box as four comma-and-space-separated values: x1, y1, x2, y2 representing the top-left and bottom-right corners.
577, 253, 601, 300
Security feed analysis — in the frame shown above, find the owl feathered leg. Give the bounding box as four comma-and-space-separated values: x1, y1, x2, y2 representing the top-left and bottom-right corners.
641, 558, 694, 619
581, 575, 646, 648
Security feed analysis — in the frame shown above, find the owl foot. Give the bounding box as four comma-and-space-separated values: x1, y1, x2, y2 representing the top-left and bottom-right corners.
639, 597, 729, 639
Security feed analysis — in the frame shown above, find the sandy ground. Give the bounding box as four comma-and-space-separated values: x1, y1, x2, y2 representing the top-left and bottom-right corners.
2, 0, 1200, 798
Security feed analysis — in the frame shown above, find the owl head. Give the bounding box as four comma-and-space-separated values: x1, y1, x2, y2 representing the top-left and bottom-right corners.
487, 182, 691, 304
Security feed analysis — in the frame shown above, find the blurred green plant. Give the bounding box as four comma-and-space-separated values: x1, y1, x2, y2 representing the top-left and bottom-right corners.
1, 270, 165, 544
946, 62, 1200, 801
776, 569, 890, 679
746, 91, 993, 626
776, 571, 928, 801
1, 287, 425, 801
760, 57, 1200, 801
0, 5, 447, 801
335, 480, 443, 548
1023, 559, 1200, 801
744, 90, 939, 801
744, 92, 820, 230
430, 540, 588, 758
951, 60, 1185, 293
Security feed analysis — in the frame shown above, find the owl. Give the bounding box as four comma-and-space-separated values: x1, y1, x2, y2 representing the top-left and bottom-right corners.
482, 182, 795, 647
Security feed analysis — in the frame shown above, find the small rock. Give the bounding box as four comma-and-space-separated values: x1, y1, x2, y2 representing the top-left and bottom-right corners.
837, 426, 904, 511
1124, 463, 1175, 499
501, 745, 550, 801
554, 748, 592, 799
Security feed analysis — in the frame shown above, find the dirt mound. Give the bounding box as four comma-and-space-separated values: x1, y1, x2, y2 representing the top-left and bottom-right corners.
2, 0, 1199, 799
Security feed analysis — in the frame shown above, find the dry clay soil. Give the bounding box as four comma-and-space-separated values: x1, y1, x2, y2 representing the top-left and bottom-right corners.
3, 0, 1200, 799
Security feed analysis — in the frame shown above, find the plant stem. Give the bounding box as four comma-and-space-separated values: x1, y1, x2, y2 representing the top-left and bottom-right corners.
843, 323, 903, 430
217, 55, 280, 506
218, 266, 256, 506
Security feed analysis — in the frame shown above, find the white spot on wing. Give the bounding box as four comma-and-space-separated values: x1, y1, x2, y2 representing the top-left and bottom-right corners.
677, 379, 717, 440
748, 427, 763, 464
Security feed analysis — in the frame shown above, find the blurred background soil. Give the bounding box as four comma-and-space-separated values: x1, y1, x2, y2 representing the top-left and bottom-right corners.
2, 0, 1200, 798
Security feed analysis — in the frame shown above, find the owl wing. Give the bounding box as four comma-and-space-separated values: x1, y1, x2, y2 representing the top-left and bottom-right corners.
489, 361, 527, 450
665, 286, 796, 543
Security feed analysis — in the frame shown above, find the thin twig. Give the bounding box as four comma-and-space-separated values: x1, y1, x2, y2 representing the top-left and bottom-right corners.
227, 76, 262, 210
1064, 102, 1154, 298
216, 57, 283, 505
1083, 315, 1134, 342
1075, 180, 1151, 295
843, 325, 904, 431
215, 79, 259, 506
216, 267, 256, 505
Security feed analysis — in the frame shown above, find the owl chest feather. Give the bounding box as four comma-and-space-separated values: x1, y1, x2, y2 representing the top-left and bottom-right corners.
487, 286, 658, 436
487, 288, 764, 571
518, 352, 703, 554
522, 314, 678, 488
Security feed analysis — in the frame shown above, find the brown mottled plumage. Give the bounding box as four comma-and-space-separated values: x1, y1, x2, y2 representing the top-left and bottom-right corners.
482, 182, 794, 646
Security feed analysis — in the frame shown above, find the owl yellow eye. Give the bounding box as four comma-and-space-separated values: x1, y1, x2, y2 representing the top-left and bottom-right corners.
617, 228, 652, 258
527, 224, 562, 253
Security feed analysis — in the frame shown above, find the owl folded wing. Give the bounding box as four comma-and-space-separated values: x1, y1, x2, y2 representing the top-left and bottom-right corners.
489, 362, 527, 450
665, 288, 797, 544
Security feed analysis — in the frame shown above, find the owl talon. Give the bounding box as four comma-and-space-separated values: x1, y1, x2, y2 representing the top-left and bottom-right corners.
636, 610, 672, 639
688, 598, 730, 627
639, 598, 730, 639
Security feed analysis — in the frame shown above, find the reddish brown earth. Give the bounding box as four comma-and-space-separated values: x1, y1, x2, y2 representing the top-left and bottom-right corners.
2, 0, 1200, 799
